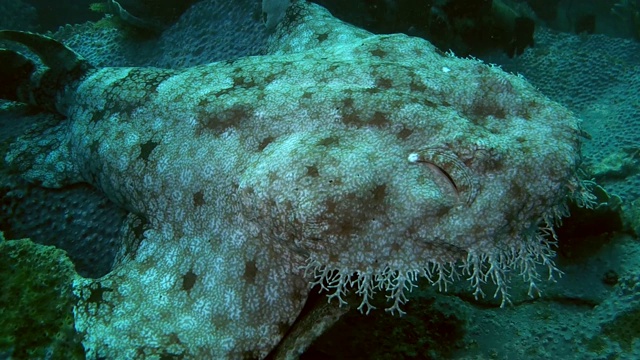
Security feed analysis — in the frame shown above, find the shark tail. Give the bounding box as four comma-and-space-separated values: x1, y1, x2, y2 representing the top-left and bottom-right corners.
0, 30, 92, 112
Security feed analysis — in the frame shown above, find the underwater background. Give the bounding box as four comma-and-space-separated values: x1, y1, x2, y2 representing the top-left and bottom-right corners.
0, 0, 639, 359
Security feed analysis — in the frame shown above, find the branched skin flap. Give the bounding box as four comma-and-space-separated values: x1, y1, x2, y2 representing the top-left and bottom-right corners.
2, 1, 588, 359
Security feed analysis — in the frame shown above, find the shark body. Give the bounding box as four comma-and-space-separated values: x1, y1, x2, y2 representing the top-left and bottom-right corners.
0, 2, 587, 358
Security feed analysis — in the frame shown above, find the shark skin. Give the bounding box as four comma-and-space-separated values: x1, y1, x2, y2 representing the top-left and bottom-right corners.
0, 1, 589, 359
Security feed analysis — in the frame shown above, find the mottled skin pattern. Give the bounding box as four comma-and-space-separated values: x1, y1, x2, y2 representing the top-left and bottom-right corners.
2, 1, 587, 359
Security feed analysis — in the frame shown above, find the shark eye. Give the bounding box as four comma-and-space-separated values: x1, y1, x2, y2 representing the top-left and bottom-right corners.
425, 162, 458, 193
408, 149, 478, 205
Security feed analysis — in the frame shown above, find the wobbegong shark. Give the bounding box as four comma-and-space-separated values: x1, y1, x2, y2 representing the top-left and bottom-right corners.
0, 1, 592, 359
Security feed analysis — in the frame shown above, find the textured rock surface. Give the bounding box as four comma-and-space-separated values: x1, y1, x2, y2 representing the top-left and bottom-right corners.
0, 233, 83, 359
1, 1, 589, 359
49, 0, 269, 69
496, 28, 640, 204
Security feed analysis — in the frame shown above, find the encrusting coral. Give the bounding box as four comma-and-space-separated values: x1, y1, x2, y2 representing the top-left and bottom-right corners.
0, 233, 83, 359
0, 0, 593, 358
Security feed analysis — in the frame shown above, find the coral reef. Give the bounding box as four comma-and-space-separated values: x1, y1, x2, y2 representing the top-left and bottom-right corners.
0, 232, 83, 359
496, 28, 640, 203
47, 0, 269, 69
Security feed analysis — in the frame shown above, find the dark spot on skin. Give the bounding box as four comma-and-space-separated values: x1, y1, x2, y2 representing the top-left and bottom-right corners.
167, 333, 182, 346
317, 136, 340, 147
370, 48, 387, 58
423, 98, 438, 108
241, 185, 256, 197
370, 111, 390, 127
139, 140, 159, 161
336, 219, 357, 237
433, 205, 452, 219
243, 260, 258, 285
392, 99, 406, 109
432, 122, 445, 133
233, 76, 257, 88
85, 283, 113, 312
115, 130, 126, 141
89, 110, 106, 123
376, 77, 393, 90
193, 191, 205, 207
342, 112, 361, 126
268, 171, 279, 183
469, 100, 507, 119
182, 271, 197, 291
316, 33, 329, 42
371, 184, 386, 203
172, 93, 185, 104
325, 199, 338, 213
258, 136, 275, 151
410, 80, 426, 92
213, 87, 234, 97
301, 91, 313, 99
412, 47, 426, 57
391, 242, 401, 252
508, 182, 528, 202
264, 73, 278, 83
470, 223, 489, 237
197, 104, 250, 136
306, 165, 319, 177
342, 97, 354, 107
516, 136, 526, 144
397, 127, 413, 139
522, 101, 540, 120
279, 61, 294, 68
89, 140, 100, 154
